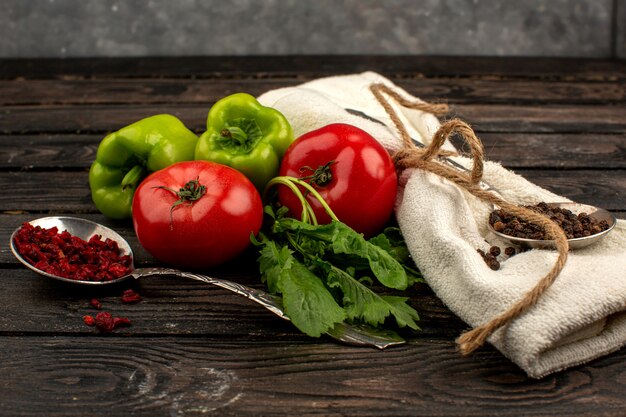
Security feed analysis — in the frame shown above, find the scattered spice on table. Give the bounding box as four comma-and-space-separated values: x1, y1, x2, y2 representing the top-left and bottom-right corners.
121, 289, 142, 304
83, 291, 140, 331
13, 222, 132, 282
89, 298, 102, 309
94, 312, 131, 333
490, 202, 610, 240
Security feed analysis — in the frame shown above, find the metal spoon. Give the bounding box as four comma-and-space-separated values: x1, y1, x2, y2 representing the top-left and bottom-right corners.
10, 216, 405, 349
488, 202, 617, 250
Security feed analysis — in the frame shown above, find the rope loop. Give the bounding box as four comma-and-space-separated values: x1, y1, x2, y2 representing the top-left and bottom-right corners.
369, 82, 570, 354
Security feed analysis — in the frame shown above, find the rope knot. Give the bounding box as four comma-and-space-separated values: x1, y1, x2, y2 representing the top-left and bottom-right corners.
369, 82, 569, 355
392, 147, 427, 172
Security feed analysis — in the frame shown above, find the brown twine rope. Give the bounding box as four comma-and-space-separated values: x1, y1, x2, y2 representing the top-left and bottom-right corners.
370, 83, 570, 354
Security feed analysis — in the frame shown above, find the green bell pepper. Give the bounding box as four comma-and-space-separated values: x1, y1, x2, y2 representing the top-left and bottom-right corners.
195, 93, 294, 190
89, 114, 198, 219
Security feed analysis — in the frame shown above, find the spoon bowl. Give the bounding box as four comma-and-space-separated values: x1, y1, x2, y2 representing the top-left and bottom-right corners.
10, 216, 135, 286
488, 202, 617, 250
10, 216, 404, 349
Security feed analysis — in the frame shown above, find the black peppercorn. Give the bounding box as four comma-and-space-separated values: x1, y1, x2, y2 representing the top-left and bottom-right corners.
488, 203, 610, 241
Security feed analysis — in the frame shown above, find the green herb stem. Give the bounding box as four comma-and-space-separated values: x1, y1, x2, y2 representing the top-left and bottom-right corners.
264, 176, 339, 224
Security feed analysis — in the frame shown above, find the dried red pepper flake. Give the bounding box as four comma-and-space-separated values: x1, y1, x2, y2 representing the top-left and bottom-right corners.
83, 315, 95, 326
13, 222, 132, 282
89, 298, 102, 310
94, 311, 131, 333
95, 312, 115, 332
113, 317, 132, 328
121, 289, 142, 304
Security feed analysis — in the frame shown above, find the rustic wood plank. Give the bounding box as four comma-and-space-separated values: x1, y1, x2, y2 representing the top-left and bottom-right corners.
452, 104, 626, 133
0, 268, 299, 337
1, 56, 625, 80
0, 268, 453, 338
1, 103, 625, 135
477, 133, 626, 168
3, 132, 624, 170
1, 170, 623, 213
0, 336, 624, 417
0, 134, 99, 169
0, 78, 623, 106
0, 104, 208, 134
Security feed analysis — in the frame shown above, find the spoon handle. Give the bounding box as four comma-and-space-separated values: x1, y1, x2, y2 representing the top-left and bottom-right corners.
131, 267, 405, 349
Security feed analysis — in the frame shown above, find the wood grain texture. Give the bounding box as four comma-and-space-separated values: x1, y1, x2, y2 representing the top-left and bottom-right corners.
0, 170, 623, 212
0, 102, 626, 134
1, 103, 625, 135
3, 133, 625, 170
0, 268, 457, 339
0, 78, 623, 106
0, 337, 624, 417
1, 56, 625, 80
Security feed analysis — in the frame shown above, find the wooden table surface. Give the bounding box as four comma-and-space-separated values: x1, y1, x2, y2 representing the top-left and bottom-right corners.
0, 57, 625, 416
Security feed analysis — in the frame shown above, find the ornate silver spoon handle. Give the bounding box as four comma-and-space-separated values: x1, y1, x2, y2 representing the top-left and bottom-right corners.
131, 267, 405, 349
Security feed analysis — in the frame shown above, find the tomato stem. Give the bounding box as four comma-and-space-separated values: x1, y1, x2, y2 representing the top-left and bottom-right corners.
299, 160, 336, 187
153, 177, 207, 229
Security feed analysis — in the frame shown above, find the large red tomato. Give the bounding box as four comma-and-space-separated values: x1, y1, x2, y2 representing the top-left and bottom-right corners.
132, 160, 263, 269
278, 123, 397, 237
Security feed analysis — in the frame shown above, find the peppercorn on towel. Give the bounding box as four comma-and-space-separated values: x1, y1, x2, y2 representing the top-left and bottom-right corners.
258, 72, 626, 379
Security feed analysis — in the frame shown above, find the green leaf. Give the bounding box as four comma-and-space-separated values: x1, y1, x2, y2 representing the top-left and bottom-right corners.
257, 238, 293, 294
277, 218, 409, 290
369, 227, 424, 285
257, 239, 345, 337
379, 296, 421, 330
280, 260, 346, 337
318, 259, 420, 330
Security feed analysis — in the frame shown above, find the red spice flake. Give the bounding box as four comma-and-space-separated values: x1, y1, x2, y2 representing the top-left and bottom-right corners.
13, 222, 132, 282
113, 317, 132, 328
89, 298, 102, 309
83, 315, 95, 326
94, 311, 131, 333
121, 289, 142, 304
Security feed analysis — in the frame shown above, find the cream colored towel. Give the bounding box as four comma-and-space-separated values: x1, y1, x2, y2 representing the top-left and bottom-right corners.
258, 72, 626, 379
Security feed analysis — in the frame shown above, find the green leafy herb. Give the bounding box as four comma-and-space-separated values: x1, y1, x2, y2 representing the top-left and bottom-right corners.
314, 257, 420, 329
275, 217, 409, 290
255, 176, 424, 340
257, 238, 345, 337
369, 227, 424, 285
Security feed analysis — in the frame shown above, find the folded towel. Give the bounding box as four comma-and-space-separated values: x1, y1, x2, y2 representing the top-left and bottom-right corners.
258, 71, 626, 378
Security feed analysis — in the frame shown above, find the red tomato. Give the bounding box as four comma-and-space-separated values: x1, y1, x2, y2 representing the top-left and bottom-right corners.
278, 123, 397, 237
132, 160, 263, 269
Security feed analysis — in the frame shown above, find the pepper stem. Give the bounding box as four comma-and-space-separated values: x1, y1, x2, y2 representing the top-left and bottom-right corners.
121, 165, 146, 190
153, 177, 207, 229
221, 126, 248, 145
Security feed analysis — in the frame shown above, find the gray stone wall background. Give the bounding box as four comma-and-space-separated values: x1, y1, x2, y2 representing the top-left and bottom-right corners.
1, 0, 625, 58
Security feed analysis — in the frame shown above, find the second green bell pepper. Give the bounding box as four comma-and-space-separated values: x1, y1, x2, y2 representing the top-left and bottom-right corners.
195, 93, 294, 190
89, 114, 198, 219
